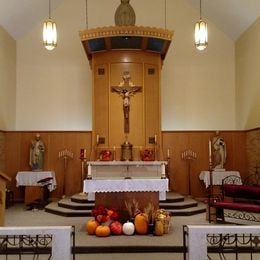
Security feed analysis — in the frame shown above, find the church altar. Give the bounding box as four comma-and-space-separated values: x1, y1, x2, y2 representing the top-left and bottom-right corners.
84, 178, 169, 221
84, 178, 169, 200
86, 160, 167, 179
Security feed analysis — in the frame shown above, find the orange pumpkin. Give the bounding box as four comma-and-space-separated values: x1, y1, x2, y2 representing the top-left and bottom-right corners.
95, 225, 111, 237
134, 213, 148, 235
86, 219, 100, 235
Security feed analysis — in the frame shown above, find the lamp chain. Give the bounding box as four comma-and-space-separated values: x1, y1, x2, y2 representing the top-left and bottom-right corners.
49, 0, 51, 19
86, 0, 88, 29
200, 0, 202, 20
164, 0, 167, 29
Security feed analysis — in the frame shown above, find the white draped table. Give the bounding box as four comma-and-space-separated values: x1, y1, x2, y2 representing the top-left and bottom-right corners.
84, 178, 169, 200
16, 171, 57, 192
199, 171, 241, 188
16, 171, 57, 204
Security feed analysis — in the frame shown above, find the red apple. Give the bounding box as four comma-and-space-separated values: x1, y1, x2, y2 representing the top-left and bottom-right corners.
110, 221, 123, 235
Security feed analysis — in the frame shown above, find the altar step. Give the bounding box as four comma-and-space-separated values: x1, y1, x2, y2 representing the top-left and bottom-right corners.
45, 192, 206, 217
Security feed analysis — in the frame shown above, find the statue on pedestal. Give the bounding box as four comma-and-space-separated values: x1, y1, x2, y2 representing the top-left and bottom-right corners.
212, 131, 226, 170
29, 133, 45, 171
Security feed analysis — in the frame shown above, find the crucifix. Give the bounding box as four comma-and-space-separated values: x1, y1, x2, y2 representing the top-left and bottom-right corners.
111, 71, 142, 134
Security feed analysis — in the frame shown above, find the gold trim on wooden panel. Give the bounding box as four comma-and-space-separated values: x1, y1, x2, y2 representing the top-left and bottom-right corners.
80, 26, 173, 41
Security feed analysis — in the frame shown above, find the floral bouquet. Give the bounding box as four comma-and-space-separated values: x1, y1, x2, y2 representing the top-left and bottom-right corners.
91, 205, 119, 225
141, 148, 155, 161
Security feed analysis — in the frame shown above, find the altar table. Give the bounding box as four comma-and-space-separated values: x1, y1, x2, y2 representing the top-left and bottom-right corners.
86, 161, 167, 179
84, 178, 169, 221
84, 178, 168, 200
199, 171, 241, 188
16, 171, 57, 204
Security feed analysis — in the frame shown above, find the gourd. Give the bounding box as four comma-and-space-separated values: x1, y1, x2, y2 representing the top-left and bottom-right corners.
122, 221, 135, 235
95, 225, 111, 237
134, 213, 148, 235
154, 220, 164, 236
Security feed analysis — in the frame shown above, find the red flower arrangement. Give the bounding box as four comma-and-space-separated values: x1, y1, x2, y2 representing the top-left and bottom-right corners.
91, 205, 120, 224
141, 148, 155, 161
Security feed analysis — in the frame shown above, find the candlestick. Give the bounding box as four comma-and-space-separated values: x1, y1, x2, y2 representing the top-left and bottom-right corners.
161, 163, 166, 179
113, 146, 116, 161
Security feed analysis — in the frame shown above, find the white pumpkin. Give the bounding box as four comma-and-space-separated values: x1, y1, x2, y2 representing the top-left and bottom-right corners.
122, 221, 135, 235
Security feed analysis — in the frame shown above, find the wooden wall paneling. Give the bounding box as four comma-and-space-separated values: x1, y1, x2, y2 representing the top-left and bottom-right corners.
5, 132, 23, 200
47, 133, 65, 198
187, 132, 211, 197
4, 131, 92, 201
92, 51, 162, 159
162, 131, 248, 198
93, 64, 109, 152
246, 129, 260, 175
144, 64, 161, 157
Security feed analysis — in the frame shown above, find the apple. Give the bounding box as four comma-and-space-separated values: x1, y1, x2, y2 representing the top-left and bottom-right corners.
110, 221, 123, 235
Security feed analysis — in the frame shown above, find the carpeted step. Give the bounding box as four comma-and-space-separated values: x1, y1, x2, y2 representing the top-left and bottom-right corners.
45, 201, 91, 217
71, 192, 185, 204
45, 195, 206, 217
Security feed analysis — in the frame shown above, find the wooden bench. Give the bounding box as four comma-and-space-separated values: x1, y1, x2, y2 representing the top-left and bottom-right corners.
208, 174, 260, 224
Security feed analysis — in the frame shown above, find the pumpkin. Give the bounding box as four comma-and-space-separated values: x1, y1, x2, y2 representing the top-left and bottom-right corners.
122, 221, 135, 235
95, 225, 111, 237
86, 219, 99, 235
134, 213, 148, 235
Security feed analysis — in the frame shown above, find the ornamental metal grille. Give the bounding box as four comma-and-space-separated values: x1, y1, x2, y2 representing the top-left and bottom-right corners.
183, 225, 260, 260
0, 235, 52, 259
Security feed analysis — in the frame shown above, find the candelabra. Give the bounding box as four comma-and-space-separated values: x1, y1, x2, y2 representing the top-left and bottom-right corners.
58, 149, 74, 198
181, 149, 197, 196
79, 149, 89, 196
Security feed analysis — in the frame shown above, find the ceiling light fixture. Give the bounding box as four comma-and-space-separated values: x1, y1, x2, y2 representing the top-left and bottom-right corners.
194, 0, 208, 51
43, 0, 57, 50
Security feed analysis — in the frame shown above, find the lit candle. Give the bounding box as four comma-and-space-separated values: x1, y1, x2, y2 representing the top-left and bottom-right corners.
154, 134, 157, 144
209, 140, 212, 158
167, 148, 170, 158
96, 134, 99, 144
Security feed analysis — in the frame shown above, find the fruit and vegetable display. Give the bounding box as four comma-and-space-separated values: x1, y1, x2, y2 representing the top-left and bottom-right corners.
85, 202, 171, 237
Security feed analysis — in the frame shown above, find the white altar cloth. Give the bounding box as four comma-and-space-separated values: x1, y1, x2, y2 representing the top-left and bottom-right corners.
87, 160, 167, 179
84, 178, 169, 201
16, 171, 57, 192
199, 171, 241, 188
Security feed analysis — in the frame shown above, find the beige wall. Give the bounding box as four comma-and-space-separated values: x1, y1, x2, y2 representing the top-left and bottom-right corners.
16, 0, 92, 131
235, 17, 260, 130
0, 26, 16, 130
15, 0, 236, 131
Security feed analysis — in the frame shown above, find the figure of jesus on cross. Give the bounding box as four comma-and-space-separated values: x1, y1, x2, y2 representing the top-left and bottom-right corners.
111, 71, 142, 134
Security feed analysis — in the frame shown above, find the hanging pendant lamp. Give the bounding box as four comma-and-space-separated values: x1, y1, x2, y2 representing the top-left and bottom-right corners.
194, 0, 208, 51
43, 0, 57, 50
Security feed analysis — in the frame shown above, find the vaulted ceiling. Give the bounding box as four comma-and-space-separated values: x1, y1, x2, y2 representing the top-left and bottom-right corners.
0, 0, 259, 41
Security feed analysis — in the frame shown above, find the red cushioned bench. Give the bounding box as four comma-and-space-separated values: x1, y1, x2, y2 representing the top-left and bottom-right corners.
208, 173, 260, 224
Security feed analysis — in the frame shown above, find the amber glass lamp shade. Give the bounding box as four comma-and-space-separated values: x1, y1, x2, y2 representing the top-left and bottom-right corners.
43, 19, 57, 51
194, 19, 208, 51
